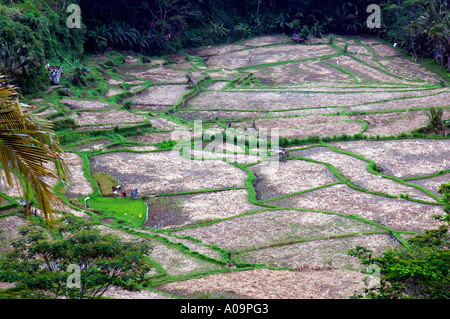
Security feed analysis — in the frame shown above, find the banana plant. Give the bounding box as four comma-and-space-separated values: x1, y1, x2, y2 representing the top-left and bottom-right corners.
289, 19, 302, 31
65, 59, 89, 86
273, 13, 290, 31
249, 13, 265, 35
234, 22, 251, 38
86, 25, 109, 53
210, 21, 230, 38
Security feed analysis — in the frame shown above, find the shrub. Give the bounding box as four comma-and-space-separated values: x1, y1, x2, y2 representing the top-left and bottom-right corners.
423, 107, 444, 134
234, 22, 252, 38
328, 33, 335, 44
123, 99, 134, 110
348, 213, 450, 299
52, 118, 76, 131
67, 60, 90, 86
343, 43, 349, 53
157, 139, 177, 149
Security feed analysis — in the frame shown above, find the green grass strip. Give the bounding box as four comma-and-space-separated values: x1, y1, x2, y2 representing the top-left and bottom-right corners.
86, 197, 147, 227
401, 169, 450, 182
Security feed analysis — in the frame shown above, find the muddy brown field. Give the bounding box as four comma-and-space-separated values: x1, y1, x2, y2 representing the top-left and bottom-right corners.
188, 88, 449, 111
89, 151, 248, 195
251, 60, 355, 85
205, 44, 339, 69
270, 183, 444, 232
130, 84, 191, 108
71, 110, 146, 126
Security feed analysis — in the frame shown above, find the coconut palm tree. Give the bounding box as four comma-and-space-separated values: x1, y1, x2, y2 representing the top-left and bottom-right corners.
430, 8, 450, 70
407, 0, 450, 70
0, 76, 68, 227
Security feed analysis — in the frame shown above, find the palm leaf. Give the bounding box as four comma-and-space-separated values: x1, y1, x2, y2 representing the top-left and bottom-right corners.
0, 76, 69, 227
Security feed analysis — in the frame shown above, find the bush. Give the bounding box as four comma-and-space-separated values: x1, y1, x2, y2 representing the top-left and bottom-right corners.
328, 34, 335, 44
52, 118, 76, 131
0, 1, 85, 95
348, 214, 450, 299
67, 60, 90, 86
123, 99, 134, 110
343, 43, 349, 53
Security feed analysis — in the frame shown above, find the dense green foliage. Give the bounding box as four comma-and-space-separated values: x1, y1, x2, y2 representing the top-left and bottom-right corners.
1, 0, 449, 95
0, 0, 85, 94
77, 0, 450, 64
0, 215, 152, 299
348, 183, 450, 299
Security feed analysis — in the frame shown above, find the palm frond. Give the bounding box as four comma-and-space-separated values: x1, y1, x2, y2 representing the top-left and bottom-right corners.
0, 76, 69, 227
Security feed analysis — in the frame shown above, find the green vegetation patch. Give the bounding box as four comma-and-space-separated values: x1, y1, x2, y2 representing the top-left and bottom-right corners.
86, 197, 147, 227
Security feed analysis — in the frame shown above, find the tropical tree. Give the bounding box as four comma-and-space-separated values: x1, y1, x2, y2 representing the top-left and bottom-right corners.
430, 8, 450, 70
406, 0, 450, 70
0, 76, 68, 227
249, 13, 265, 35
272, 12, 290, 32
348, 225, 450, 299
333, 2, 356, 33
85, 25, 109, 53
0, 215, 153, 299
348, 183, 450, 299
104, 23, 140, 49
146, 0, 198, 37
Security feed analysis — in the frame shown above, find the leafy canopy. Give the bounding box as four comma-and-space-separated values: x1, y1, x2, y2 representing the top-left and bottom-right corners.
0, 215, 153, 299
348, 183, 450, 299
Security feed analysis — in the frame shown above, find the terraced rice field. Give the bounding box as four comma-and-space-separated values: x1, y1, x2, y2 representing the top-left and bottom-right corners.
1, 34, 449, 300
